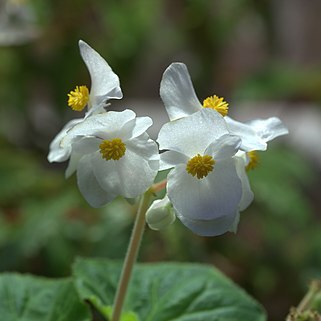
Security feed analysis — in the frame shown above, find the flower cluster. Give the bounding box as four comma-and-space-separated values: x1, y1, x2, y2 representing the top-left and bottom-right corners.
48, 42, 288, 237
48, 40, 159, 208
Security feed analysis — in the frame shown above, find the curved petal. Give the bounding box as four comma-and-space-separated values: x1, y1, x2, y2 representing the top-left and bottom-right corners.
235, 156, 254, 211
246, 117, 289, 142
66, 110, 136, 140
65, 152, 81, 178
76, 154, 115, 207
158, 108, 228, 156
72, 136, 101, 155
225, 116, 267, 151
48, 118, 83, 162
120, 116, 153, 141
160, 63, 203, 121
160, 151, 189, 170
167, 159, 242, 221
205, 134, 241, 161
92, 137, 158, 199
176, 210, 238, 237
79, 40, 122, 113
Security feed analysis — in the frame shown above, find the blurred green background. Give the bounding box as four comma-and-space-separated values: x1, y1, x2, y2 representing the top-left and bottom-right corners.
1, 0, 321, 320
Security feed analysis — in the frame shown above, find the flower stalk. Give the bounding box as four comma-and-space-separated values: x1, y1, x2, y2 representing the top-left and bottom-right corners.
111, 190, 153, 321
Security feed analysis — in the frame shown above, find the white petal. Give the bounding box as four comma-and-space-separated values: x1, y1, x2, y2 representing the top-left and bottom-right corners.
120, 116, 153, 141
79, 40, 123, 110
72, 136, 101, 155
157, 108, 229, 156
235, 157, 254, 211
77, 154, 115, 207
65, 152, 81, 178
176, 210, 238, 237
160, 151, 189, 170
167, 159, 242, 221
65, 136, 101, 178
160, 63, 203, 121
92, 137, 158, 199
246, 117, 289, 142
48, 118, 83, 162
225, 116, 267, 151
205, 134, 241, 161
65, 110, 135, 140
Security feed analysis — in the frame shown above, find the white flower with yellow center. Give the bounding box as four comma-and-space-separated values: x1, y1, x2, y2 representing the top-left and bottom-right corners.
48, 40, 122, 163
160, 62, 288, 152
68, 40, 122, 115
59, 109, 159, 207
157, 108, 244, 236
160, 62, 288, 227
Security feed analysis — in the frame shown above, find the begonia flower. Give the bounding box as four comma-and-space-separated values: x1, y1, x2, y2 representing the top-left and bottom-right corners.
56, 109, 159, 207
48, 40, 122, 163
160, 62, 288, 152
157, 108, 244, 236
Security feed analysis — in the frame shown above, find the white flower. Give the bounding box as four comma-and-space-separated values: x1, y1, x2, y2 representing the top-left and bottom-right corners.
160, 62, 288, 151
146, 195, 176, 230
157, 108, 244, 236
48, 40, 122, 163
68, 40, 123, 116
61, 109, 159, 207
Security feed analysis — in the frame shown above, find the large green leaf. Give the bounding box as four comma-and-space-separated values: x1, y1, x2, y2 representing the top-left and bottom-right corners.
0, 274, 90, 321
73, 258, 266, 321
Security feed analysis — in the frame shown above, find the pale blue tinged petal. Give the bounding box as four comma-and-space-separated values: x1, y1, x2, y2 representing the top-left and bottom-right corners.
235, 157, 254, 211
176, 210, 238, 237
205, 134, 241, 161
157, 108, 229, 156
159, 151, 189, 170
225, 116, 267, 151
167, 159, 242, 221
229, 211, 240, 234
160, 62, 202, 121
48, 118, 83, 162
79, 40, 122, 110
246, 117, 289, 142
77, 154, 116, 207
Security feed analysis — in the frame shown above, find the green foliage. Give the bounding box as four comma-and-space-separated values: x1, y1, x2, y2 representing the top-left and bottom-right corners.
0, 273, 90, 321
73, 258, 267, 321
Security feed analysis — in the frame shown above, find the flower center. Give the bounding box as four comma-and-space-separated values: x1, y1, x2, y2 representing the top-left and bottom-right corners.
99, 138, 126, 161
202, 95, 229, 116
186, 154, 215, 179
246, 151, 259, 171
67, 85, 89, 111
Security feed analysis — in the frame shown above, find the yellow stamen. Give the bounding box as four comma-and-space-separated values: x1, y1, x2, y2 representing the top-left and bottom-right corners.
99, 138, 126, 161
203, 95, 229, 116
186, 154, 215, 179
246, 151, 259, 171
67, 85, 89, 111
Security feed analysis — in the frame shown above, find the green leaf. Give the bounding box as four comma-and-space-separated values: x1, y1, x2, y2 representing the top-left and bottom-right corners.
0, 273, 91, 321
73, 258, 266, 321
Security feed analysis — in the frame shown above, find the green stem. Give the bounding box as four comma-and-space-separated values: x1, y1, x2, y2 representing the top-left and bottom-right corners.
111, 190, 153, 321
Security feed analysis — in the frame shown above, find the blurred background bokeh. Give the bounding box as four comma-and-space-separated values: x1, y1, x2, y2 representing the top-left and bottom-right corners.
1, 0, 321, 320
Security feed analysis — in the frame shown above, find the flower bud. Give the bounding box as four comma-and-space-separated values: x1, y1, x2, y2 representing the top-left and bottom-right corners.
146, 196, 175, 230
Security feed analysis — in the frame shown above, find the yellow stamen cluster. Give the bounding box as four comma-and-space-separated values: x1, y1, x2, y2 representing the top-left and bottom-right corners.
99, 138, 126, 161
246, 151, 259, 171
67, 85, 89, 111
202, 95, 229, 116
186, 154, 215, 179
